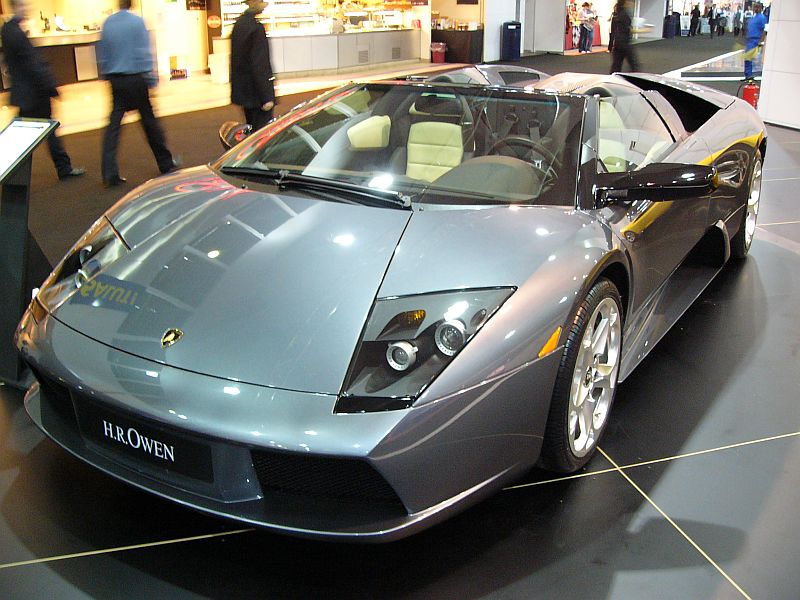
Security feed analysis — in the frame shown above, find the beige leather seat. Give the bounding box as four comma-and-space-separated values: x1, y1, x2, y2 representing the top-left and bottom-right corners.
598, 100, 627, 172
406, 121, 464, 182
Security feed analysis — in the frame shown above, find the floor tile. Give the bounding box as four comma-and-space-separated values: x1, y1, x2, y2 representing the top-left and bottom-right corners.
0, 388, 232, 567
0, 467, 735, 600
758, 223, 800, 245
601, 239, 800, 466
616, 435, 800, 600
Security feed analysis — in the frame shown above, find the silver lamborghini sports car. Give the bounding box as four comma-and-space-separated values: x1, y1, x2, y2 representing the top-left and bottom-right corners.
16, 72, 766, 541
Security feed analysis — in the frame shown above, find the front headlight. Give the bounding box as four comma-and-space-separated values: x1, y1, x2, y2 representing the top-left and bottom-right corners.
337, 287, 515, 413
34, 216, 129, 315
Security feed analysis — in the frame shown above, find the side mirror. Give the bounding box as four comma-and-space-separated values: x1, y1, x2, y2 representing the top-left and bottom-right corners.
219, 121, 253, 150
595, 163, 718, 206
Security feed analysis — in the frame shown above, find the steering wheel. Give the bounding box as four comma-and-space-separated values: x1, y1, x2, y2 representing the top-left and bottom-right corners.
488, 135, 560, 187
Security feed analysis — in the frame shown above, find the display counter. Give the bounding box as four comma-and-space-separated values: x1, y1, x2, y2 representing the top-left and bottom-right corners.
212, 27, 421, 76
28, 31, 101, 47
1, 31, 101, 90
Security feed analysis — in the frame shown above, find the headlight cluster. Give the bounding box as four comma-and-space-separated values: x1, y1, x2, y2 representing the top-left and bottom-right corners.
33, 216, 129, 316
337, 288, 514, 413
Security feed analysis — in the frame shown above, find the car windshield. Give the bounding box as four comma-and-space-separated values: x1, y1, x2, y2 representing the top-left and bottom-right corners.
217, 82, 584, 207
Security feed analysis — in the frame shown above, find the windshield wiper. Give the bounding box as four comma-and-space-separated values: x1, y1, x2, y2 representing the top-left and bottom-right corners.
220, 167, 412, 210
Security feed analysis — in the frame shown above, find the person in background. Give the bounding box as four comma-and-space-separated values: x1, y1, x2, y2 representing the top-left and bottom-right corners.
567, 0, 581, 49
743, 2, 767, 80
610, 0, 639, 73
231, 0, 275, 131
716, 7, 727, 36
733, 6, 743, 36
578, 2, 598, 54
97, 0, 178, 187
0, 0, 85, 180
607, 4, 617, 52
690, 4, 701, 36
707, 5, 717, 38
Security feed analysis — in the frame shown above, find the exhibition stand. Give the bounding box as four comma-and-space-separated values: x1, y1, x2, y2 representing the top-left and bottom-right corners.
0, 118, 57, 387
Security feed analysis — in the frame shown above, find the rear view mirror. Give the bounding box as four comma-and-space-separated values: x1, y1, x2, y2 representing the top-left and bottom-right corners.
219, 121, 253, 150
595, 163, 717, 205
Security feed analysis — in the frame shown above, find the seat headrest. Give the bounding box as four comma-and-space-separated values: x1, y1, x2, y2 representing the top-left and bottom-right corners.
410, 94, 463, 117
347, 115, 391, 150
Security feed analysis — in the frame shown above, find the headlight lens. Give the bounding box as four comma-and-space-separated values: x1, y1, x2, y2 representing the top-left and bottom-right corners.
35, 216, 129, 313
337, 287, 514, 413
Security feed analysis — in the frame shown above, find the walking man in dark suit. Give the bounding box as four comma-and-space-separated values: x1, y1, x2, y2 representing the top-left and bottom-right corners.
97, 0, 178, 187
609, 0, 639, 73
0, 0, 85, 180
690, 5, 701, 36
708, 5, 717, 38
231, 0, 276, 132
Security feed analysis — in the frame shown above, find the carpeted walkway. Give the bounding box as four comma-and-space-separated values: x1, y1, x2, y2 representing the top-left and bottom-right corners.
25, 35, 743, 266
513, 33, 744, 76
26, 91, 321, 265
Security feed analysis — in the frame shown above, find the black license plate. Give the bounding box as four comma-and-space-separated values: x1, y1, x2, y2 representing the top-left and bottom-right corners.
76, 400, 213, 483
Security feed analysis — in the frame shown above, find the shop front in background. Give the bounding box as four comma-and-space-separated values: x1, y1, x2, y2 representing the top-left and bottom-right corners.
0, 0, 209, 89
430, 0, 484, 63
205, 0, 430, 79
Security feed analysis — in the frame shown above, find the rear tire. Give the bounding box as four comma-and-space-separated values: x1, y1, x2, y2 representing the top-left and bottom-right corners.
539, 278, 623, 473
731, 149, 762, 259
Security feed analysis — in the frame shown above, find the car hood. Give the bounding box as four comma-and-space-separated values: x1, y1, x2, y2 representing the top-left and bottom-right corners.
52, 168, 412, 394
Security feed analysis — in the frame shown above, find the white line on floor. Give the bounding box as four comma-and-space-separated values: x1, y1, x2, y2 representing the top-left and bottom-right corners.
599, 448, 753, 600
755, 227, 800, 255
0, 528, 255, 570
759, 220, 800, 226
678, 76, 756, 82
504, 431, 800, 491
663, 49, 744, 78
764, 177, 800, 182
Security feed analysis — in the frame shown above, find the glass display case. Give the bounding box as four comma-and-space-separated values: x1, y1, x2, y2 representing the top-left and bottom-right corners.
221, 0, 321, 37
220, 0, 411, 38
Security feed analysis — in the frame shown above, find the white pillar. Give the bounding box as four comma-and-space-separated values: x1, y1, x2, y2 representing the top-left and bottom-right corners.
758, 1, 800, 129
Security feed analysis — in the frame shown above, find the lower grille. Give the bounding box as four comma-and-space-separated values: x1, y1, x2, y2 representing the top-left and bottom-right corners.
251, 450, 406, 511
29, 365, 80, 429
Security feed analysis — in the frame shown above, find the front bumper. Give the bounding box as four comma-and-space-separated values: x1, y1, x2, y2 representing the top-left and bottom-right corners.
16, 308, 560, 541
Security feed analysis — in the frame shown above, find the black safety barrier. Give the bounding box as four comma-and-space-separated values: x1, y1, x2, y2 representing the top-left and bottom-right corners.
0, 118, 57, 387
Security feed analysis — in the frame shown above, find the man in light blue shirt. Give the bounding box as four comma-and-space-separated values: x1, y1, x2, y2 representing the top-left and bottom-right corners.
744, 2, 767, 80
97, 0, 177, 186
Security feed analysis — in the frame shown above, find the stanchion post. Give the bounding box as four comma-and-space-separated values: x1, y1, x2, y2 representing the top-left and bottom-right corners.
0, 118, 58, 387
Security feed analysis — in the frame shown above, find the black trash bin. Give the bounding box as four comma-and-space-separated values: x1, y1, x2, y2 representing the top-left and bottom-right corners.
662, 14, 676, 38
501, 21, 522, 61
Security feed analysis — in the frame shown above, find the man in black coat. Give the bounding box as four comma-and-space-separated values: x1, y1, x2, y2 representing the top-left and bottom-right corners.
230, 0, 275, 131
609, 0, 640, 73
0, 0, 84, 179
690, 5, 701, 36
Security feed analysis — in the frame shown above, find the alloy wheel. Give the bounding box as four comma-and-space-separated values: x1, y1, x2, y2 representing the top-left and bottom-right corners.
744, 155, 762, 252
567, 297, 621, 457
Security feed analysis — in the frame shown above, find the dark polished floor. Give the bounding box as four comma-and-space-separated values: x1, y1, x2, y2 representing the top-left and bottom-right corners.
2, 80, 800, 599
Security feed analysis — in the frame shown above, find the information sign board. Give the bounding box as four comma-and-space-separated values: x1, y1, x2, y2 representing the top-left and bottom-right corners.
0, 119, 57, 181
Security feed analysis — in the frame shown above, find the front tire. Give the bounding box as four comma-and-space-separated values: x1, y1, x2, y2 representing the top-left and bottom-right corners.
731, 149, 762, 259
539, 279, 623, 473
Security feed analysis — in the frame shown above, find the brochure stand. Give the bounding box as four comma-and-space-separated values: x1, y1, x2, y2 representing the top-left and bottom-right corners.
0, 118, 58, 387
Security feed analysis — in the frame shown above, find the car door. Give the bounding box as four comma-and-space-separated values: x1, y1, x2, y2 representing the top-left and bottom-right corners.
593, 92, 710, 311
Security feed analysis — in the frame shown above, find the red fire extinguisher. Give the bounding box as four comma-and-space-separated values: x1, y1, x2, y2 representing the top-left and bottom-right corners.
741, 80, 760, 108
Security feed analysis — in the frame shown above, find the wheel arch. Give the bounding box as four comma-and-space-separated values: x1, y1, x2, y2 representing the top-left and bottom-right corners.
573, 251, 631, 324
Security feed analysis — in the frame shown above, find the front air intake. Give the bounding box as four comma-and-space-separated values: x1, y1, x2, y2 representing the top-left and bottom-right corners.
250, 450, 406, 511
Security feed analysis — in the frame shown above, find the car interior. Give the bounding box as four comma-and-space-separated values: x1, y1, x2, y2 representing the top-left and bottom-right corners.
584, 84, 677, 173
296, 86, 584, 204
